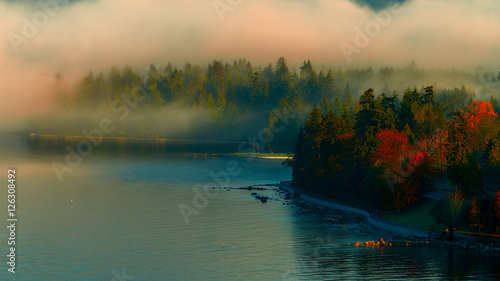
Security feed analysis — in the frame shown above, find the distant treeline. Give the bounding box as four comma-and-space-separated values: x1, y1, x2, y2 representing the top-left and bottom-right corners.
29, 57, 500, 149
290, 87, 500, 234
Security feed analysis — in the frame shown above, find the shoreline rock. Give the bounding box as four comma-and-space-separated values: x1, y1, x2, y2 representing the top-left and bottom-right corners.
352, 234, 500, 255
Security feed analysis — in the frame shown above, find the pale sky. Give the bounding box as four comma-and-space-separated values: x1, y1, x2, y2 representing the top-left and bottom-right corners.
1, 0, 500, 124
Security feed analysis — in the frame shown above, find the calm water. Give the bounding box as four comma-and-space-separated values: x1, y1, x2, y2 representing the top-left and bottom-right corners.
1, 136, 499, 280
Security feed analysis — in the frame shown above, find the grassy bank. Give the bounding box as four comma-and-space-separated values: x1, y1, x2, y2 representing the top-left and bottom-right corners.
381, 198, 438, 232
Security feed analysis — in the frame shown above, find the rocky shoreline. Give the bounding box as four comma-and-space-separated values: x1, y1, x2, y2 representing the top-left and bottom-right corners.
353, 234, 500, 255
418, 234, 500, 254
215, 182, 500, 255
274, 182, 500, 256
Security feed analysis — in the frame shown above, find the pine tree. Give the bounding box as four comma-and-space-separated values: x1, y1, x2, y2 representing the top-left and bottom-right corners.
145, 80, 165, 108
169, 69, 185, 103
250, 72, 265, 106
165, 62, 173, 76
320, 96, 331, 116
206, 93, 216, 112
359, 88, 376, 110
322, 70, 335, 97
272, 57, 294, 105
423, 86, 434, 105
398, 88, 421, 131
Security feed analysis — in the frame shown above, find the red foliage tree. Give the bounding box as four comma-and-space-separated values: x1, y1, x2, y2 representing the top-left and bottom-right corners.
372, 130, 410, 168
373, 130, 436, 210
461, 100, 497, 130
408, 151, 430, 171
462, 101, 499, 151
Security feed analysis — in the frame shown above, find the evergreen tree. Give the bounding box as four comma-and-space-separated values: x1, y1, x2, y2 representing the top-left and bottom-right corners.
398, 88, 421, 131
359, 88, 376, 110
165, 62, 173, 76
320, 96, 331, 116
322, 70, 335, 98
250, 72, 266, 106
423, 86, 435, 105
355, 88, 378, 136
169, 68, 185, 103
208, 60, 225, 99
271, 57, 294, 105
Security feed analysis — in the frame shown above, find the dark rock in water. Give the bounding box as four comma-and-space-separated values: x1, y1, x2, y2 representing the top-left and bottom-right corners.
255, 195, 269, 203
254, 183, 277, 187
251, 192, 257, 195
236, 186, 268, 191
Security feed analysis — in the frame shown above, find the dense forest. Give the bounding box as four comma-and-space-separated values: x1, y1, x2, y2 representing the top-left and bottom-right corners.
291, 86, 500, 235
28, 57, 500, 151
27, 57, 500, 234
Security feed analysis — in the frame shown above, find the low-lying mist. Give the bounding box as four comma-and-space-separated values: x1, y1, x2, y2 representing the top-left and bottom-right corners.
1, 0, 500, 135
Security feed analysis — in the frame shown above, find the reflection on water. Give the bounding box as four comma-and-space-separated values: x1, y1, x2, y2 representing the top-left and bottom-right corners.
0, 135, 499, 280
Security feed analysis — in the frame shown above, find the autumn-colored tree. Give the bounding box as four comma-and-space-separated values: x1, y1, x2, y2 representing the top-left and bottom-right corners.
446, 114, 471, 167
464, 101, 498, 128
372, 130, 409, 168
447, 104, 484, 196
372, 129, 434, 209
462, 101, 499, 152
469, 197, 482, 233
406, 151, 435, 195
414, 104, 444, 138
485, 136, 500, 166
448, 189, 465, 239
430, 128, 449, 170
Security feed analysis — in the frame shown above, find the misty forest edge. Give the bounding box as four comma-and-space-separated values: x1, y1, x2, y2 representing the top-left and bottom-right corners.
25, 57, 500, 236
